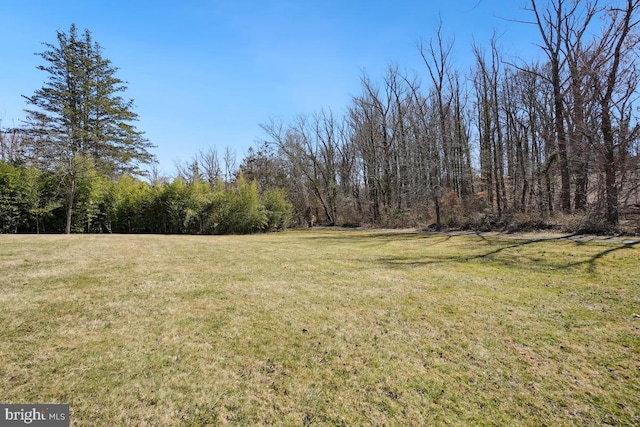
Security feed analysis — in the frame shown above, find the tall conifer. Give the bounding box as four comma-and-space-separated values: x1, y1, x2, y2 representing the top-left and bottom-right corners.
24, 24, 154, 233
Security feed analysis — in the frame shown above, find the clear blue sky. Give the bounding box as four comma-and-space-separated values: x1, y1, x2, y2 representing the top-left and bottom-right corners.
0, 0, 539, 176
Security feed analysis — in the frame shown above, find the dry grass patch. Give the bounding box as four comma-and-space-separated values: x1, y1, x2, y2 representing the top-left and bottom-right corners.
1, 230, 639, 425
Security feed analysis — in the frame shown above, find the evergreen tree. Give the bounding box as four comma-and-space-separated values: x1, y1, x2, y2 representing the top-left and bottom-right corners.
23, 24, 154, 233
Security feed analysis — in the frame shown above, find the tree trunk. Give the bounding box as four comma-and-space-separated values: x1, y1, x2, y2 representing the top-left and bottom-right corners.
65, 174, 76, 234
574, 163, 589, 211
597, 0, 636, 223
529, 0, 572, 213
602, 110, 619, 223
434, 196, 441, 230
552, 63, 572, 213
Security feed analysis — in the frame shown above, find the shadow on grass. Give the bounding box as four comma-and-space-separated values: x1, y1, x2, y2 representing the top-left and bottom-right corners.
467, 234, 639, 273
467, 233, 640, 272
469, 233, 582, 260
305, 230, 451, 247
566, 240, 640, 273
307, 229, 640, 274
306, 230, 427, 240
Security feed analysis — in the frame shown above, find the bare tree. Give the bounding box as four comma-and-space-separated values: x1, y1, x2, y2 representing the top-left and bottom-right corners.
0, 125, 28, 164
529, 0, 574, 213
472, 38, 508, 216
417, 25, 473, 226
147, 161, 167, 186
223, 146, 237, 184
419, 24, 454, 193
197, 147, 222, 187
174, 158, 200, 183
349, 80, 384, 223
590, 0, 640, 223
562, 1, 600, 211
261, 113, 343, 225
403, 75, 444, 228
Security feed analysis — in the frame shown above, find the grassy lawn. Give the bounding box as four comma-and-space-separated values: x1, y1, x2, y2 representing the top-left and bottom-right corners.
1, 230, 639, 426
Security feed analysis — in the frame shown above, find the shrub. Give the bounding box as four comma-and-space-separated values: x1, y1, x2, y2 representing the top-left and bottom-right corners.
504, 213, 551, 233
262, 189, 293, 231
559, 213, 620, 235
211, 176, 268, 234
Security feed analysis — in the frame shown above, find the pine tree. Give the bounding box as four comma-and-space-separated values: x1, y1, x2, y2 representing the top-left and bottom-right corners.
24, 24, 154, 233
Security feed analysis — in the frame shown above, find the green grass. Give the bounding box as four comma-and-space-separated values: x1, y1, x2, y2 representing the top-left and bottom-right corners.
1, 230, 639, 426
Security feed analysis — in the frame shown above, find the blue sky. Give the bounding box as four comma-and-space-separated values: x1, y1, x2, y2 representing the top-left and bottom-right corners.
0, 0, 539, 175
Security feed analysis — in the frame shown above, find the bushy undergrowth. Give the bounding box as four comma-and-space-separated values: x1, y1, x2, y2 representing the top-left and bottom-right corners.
2, 161, 637, 235
556, 213, 623, 235
346, 206, 636, 236
262, 189, 293, 231
0, 161, 293, 234
110, 174, 293, 234
449, 212, 631, 235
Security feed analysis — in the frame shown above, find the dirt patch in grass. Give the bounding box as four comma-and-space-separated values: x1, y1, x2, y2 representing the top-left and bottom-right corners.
1, 231, 639, 425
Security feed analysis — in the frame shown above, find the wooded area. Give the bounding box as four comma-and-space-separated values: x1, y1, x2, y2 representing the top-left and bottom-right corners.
1, 0, 639, 234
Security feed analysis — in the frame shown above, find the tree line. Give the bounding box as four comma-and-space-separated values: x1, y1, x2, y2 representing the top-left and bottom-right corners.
0, 24, 291, 234
0, 154, 291, 234
249, 0, 640, 231
1, 0, 639, 234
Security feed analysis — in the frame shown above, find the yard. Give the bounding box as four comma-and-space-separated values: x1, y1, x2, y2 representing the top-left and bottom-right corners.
1, 230, 638, 425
